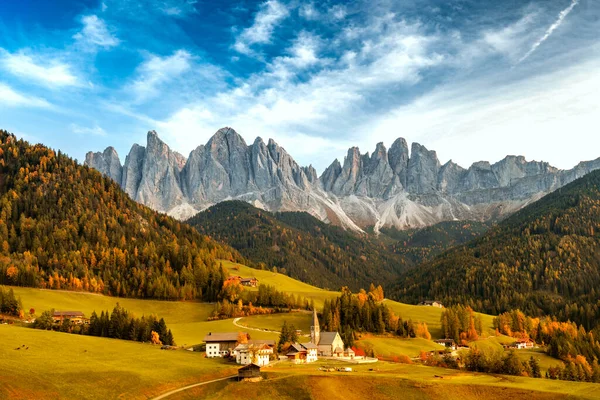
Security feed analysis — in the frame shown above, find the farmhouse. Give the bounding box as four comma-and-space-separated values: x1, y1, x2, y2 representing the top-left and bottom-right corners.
240, 277, 259, 287
310, 309, 346, 357
238, 363, 261, 380
52, 311, 87, 325
286, 342, 318, 363
435, 339, 457, 350
203, 332, 245, 358
513, 339, 535, 349
418, 300, 444, 308
234, 340, 275, 366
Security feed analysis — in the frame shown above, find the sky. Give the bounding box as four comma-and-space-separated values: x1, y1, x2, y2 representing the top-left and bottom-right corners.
0, 0, 598, 173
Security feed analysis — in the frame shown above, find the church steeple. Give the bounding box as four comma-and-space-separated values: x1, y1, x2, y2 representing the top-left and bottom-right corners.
311, 308, 320, 345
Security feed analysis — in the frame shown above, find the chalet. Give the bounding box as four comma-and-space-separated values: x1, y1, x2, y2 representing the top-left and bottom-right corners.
310, 309, 347, 357
203, 332, 245, 358
418, 300, 444, 308
240, 277, 259, 287
234, 340, 275, 366
238, 363, 261, 380
435, 339, 457, 350
286, 342, 318, 363
513, 339, 535, 349
52, 311, 87, 325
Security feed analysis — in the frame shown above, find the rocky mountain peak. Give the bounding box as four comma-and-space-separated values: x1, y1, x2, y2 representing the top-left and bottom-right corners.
86, 127, 600, 231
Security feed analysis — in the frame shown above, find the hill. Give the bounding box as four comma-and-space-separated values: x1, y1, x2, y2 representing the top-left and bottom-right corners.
0, 130, 240, 301
391, 169, 600, 329
188, 201, 412, 291
381, 220, 490, 263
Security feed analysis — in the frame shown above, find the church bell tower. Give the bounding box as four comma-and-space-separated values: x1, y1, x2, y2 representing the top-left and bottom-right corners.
311, 308, 320, 345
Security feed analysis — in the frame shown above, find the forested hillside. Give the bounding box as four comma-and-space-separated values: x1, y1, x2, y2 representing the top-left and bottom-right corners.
392, 169, 600, 329
188, 201, 411, 290
0, 131, 241, 300
381, 220, 490, 263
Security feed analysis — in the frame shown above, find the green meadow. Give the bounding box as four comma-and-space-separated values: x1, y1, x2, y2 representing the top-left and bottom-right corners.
0, 324, 237, 400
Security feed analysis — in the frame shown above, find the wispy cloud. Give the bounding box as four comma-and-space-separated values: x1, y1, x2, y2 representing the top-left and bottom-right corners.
70, 123, 107, 136
0, 50, 79, 87
127, 50, 198, 102
233, 0, 290, 56
73, 15, 120, 51
517, 0, 579, 64
0, 83, 51, 108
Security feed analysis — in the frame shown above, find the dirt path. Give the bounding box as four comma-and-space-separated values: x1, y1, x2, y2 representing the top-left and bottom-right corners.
232, 318, 310, 337
150, 376, 236, 400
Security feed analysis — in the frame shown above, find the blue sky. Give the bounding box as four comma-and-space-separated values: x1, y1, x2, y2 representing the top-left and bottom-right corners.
0, 0, 598, 172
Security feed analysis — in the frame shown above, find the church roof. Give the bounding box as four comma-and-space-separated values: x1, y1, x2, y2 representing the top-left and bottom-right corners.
312, 308, 319, 329
318, 332, 340, 345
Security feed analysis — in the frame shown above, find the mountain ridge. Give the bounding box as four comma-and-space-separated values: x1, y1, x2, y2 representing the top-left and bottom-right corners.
85, 127, 600, 230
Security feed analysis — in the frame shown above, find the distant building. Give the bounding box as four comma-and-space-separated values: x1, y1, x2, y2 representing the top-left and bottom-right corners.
434, 339, 457, 350
310, 309, 347, 357
240, 278, 259, 287
52, 311, 87, 325
286, 342, 318, 363
204, 332, 245, 358
234, 340, 275, 366
238, 363, 261, 380
512, 339, 535, 350
418, 300, 444, 308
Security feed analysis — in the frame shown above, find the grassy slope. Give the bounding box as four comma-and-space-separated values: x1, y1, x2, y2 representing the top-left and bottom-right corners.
221, 260, 340, 308
172, 361, 600, 400
9, 285, 278, 346
0, 325, 237, 400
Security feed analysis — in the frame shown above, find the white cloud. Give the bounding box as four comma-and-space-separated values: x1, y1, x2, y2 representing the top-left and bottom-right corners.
299, 3, 319, 20
363, 58, 600, 170
329, 4, 347, 20
517, 0, 579, 64
70, 123, 107, 136
128, 50, 193, 101
233, 0, 290, 56
73, 15, 120, 51
0, 83, 51, 108
0, 50, 79, 87
156, 19, 445, 166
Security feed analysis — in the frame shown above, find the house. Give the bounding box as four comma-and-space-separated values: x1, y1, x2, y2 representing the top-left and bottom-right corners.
344, 348, 355, 359
435, 339, 457, 350
234, 340, 275, 366
286, 342, 318, 364
52, 311, 87, 325
310, 309, 347, 357
203, 332, 245, 358
513, 339, 535, 349
418, 300, 444, 308
238, 363, 261, 380
240, 277, 259, 287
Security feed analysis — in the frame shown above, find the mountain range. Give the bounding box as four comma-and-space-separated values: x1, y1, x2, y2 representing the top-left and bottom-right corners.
85, 127, 600, 230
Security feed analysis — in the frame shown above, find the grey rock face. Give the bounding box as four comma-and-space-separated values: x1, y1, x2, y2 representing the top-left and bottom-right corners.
85, 127, 600, 231
85, 147, 123, 185
407, 143, 440, 194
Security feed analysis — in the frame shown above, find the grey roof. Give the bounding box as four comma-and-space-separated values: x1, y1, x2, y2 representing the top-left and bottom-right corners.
203, 332, 243, 342
53, 311, 85, 317
333, 346, 343, 353
301, 342, 318, 349
318, 332, 340, 345
249, 339, 275, 346
289, 343, 305, 353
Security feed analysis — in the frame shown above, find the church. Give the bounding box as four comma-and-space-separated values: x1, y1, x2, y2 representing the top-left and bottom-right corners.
310, 308, 346, 357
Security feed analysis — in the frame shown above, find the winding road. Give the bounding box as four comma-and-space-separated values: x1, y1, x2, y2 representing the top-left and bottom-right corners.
150, 375, 236, 400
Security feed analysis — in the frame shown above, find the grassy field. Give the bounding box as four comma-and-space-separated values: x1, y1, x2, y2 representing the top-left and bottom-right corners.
236, 312, 312, 335
0, 324, 237, 400
170, 360, 600, 400
8, 286, 278, 346
356, 336, 445, 358
220, 260, 340, 308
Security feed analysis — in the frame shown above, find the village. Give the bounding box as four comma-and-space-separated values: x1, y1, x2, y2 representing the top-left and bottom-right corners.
204, 309, 373, 380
